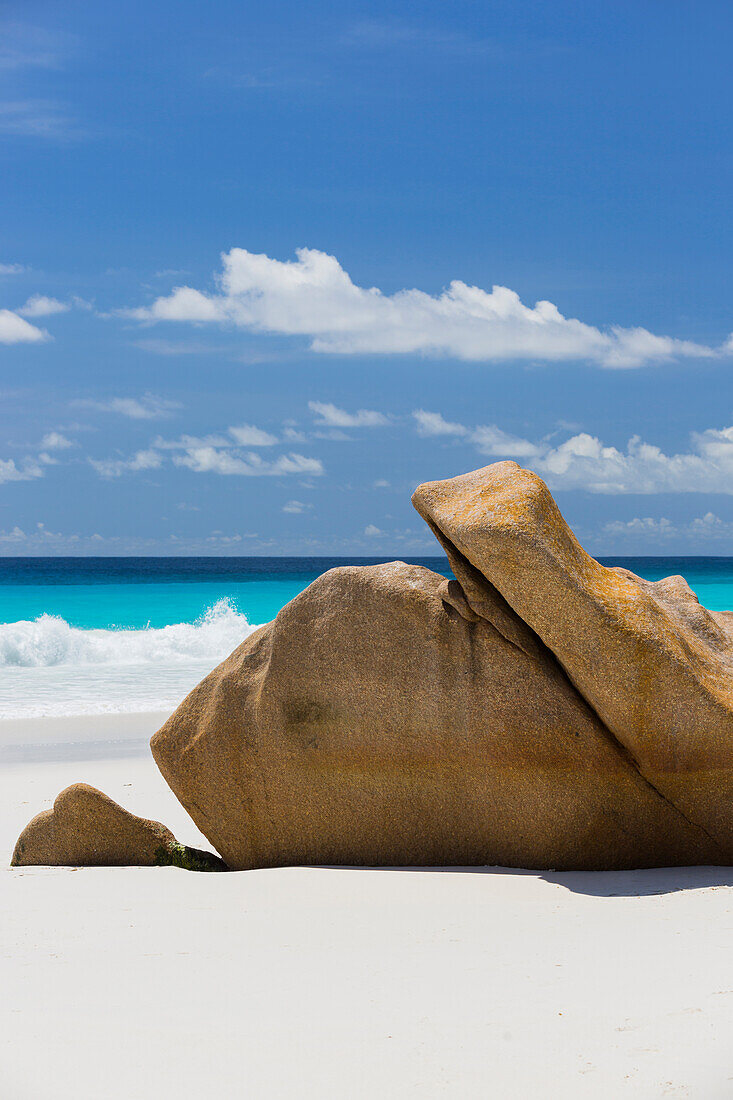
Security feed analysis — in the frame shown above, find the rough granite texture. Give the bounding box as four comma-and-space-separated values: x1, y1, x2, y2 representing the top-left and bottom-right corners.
12, 783, 178, 867
14, 462, 732, 871
151, 462, 732, 869
412, 462, 733, 862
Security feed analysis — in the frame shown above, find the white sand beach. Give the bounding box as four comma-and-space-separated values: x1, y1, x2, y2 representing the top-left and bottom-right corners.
2, 713, 732, 1099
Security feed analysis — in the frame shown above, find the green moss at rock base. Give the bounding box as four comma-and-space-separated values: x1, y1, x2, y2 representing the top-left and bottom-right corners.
155, 843, 228, 872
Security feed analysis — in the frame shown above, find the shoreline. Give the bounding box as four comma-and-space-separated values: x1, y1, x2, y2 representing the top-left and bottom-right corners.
0, 710, 170, 763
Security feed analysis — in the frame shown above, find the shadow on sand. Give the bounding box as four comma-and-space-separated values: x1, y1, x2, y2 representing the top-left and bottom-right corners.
323, 864, 733, 897
539, 865, 733, 897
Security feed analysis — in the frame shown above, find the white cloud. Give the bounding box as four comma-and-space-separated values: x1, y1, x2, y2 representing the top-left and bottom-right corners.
153, 269, 191, 279
89, 449, 163, 478
130, 284, 222, 322
535, 429, 733, 494
125, 246, 727, 368
0, 525, 26, 542
603, 516, 677, 537
413, 409, 468, 436
308, 401, 388, 427
471, 424, 541, 458
153, 432, 229, 450
40, 431, 74, 450
0, 457, 44, 484
604, 512, 733, 540
0, 263, 25, 274
0, 308, 47, 344
77, 394, 181, 419
145, 421, 323, 480
413, 409, 539, 456
415, 409, 733, 494
173, 448, 323, 477
228, 424, 278, 446
282, 426, 307, 442
18, 294, 69, 317
155, 425, 277, 450
283, 500, 312, 514
205, 532, 245, 544
364, 524, 383, 536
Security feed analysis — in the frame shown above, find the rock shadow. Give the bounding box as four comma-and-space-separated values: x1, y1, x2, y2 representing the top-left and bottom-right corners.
317, 863, 733, 897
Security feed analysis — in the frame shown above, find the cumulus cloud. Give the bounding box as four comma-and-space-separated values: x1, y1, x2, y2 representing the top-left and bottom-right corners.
132, 284, 222, 322
535, 428, 733, 494
0, 308, 47, 343
125, 247, 728, 368
0, 523, 135, 555
308, 401, 388, 427
105, 420, 324, 481
282, 426, 307, 443
414, 410, 733, 494
174, 448, 323, 477
471, 424, 542, 458
604, 513, 733, 540
413, 409, 538, 457
40, 431, 74, 450
0, 525, 26, 542
282, 499, 312, 513
153, 432, 229, 450
18, 294, 69, 317
89, 449, 162, 478
364, 524, 383, 536
413, 409, 468, 436
0, 262, 25, 274
0, 457, 44, 484
155, 424, 278, 450
76, 394, 181, 419
228, 424, 278, 446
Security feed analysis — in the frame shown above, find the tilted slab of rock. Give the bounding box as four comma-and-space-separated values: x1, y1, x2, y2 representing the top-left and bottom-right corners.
152, 507, 728, 870
412, 461, 733, 862
12, 783, 226, 870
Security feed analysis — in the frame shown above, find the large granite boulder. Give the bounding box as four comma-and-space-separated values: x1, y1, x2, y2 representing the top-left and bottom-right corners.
12, 783, 226, 870
17, 461, 730, 872
412, 462, 733, 861
151, 468, 731, 869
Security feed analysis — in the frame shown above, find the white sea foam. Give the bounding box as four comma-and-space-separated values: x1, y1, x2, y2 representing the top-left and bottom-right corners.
0, 600, 261, 719
0, 599, 256, 669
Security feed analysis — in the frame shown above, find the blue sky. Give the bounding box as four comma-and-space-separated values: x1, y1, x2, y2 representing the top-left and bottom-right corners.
2, 0, 733, 555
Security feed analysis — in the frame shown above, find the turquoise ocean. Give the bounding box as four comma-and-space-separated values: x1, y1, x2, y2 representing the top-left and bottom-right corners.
2, 556, 733, 720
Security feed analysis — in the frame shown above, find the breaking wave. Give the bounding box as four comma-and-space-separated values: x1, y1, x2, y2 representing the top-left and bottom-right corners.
0, 599, 258, 669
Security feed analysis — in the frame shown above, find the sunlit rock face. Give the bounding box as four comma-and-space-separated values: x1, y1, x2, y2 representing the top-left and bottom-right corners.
152, 462, 732, 872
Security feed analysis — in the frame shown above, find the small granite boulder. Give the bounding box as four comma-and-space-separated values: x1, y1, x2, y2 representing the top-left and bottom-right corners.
11, 783, 226, 870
